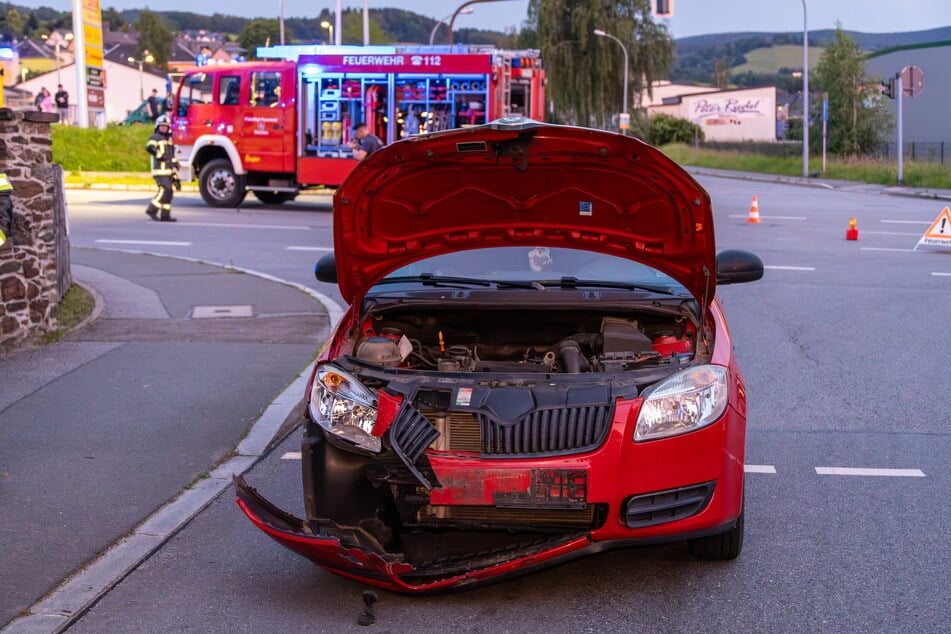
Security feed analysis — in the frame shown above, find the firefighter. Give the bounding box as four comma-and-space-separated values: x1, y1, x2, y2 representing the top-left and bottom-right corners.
145, 115, 178, 222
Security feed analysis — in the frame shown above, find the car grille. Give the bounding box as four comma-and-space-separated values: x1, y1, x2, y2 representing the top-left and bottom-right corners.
420, 405, 612, 456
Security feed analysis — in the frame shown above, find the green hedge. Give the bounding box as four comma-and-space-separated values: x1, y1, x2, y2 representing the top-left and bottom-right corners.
51, 123, 153, 172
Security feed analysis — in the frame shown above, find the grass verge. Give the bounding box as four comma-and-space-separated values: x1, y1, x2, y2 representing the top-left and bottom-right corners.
660, 143, 951, 189
40, 284, 96, 344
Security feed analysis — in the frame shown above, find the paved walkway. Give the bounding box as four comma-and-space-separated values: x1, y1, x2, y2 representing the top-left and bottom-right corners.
0, 247, 331, 630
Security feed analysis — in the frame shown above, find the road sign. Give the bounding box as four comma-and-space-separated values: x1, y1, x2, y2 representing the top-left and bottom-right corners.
619, 112, 630, 131
900, 66, 924, 98
915, 206, 951, 249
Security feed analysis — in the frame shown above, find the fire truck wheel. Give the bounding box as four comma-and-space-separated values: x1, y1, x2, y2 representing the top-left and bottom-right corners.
199, 159, 247, 207
253, 191, 298, 205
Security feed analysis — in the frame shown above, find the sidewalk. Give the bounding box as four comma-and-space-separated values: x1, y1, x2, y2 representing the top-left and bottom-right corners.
0, 247, 331, 631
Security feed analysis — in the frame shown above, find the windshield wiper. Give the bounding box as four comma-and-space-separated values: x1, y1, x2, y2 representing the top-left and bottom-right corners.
373, 274, 493, 288
534, 277, 682, 295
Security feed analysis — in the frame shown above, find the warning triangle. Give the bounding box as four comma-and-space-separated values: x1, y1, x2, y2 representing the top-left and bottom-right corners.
916, 207, 951, 249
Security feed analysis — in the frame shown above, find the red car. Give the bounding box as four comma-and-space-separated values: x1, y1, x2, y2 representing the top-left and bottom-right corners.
235, 118, 763, 593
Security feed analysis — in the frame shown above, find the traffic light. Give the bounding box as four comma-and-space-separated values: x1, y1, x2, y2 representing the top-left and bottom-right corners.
654, 0, 675, 18
882, 77, 896, 99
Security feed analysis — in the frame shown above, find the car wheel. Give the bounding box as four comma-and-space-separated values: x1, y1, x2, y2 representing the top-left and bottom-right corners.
199, 158, 247, 207
253, 190, 298, 205
688, 507, 744, 560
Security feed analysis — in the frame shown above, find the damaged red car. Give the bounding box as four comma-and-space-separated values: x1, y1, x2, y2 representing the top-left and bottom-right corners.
235, 118, 763, 593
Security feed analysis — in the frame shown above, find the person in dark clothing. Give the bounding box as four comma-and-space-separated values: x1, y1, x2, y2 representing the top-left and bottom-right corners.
146, 89, 161, 121
145, 115, 178, 222
349, 123, 383, 160
55, 85, 69, 123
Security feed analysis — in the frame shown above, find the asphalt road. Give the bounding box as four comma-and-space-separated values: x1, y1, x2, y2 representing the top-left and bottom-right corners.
38, 182, 951, 631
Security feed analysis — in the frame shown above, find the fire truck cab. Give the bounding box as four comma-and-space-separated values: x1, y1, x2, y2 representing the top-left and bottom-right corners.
171, 45, 546, 207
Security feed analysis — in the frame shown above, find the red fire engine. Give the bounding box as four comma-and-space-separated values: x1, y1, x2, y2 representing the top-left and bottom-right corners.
171, 45, 546, 207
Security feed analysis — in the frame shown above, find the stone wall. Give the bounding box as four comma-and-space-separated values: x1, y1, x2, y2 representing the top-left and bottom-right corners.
0, 108, 69, 352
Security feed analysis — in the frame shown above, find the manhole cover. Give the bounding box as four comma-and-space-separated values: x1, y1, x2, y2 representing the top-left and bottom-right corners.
191, 305, 254, 318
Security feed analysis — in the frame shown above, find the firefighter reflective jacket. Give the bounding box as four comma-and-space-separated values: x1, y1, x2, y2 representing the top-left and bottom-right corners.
146, 132, 176, 176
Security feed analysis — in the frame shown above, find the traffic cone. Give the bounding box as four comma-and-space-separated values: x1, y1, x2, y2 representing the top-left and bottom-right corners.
846, 217, 859, 240
746, 196, 761, 223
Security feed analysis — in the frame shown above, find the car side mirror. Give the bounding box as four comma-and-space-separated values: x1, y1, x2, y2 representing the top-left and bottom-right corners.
716, 250, 763, 285
315, 252, 337, 284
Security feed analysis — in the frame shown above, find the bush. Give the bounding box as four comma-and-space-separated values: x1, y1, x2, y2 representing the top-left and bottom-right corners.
645, 114, 704, 146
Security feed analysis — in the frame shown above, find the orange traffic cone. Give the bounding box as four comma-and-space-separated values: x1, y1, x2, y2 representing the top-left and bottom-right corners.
746, 196, 761, 223
846, 217, 859, 240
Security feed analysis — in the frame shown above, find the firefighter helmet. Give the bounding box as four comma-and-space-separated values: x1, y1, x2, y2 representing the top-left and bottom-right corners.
154, 115, 170, 131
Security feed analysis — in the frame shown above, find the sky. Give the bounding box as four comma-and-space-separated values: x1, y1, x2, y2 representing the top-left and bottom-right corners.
20, 1, 951, 39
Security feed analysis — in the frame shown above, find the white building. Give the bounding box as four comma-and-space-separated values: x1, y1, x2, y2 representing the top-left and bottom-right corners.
14, 60, 167, 125
646, 83, 778, 142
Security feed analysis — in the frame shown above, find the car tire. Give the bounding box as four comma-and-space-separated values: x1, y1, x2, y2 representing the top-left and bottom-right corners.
688, 507, 744, 560
253, 190, 298, 205
199, 158, 247, 207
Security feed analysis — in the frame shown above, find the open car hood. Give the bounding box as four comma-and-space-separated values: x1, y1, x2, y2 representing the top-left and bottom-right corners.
332, 119, 716, 305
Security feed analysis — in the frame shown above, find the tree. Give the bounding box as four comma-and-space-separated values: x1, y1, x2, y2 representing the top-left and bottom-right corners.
712, 57, 731, 88
528, 0, 673, 128
239, 19, 288, 58
136, 9, 173, 69
811, 25, 893, 156
102, 7, 126, 31
5, 8, 24, 37
340, 10, 385, 44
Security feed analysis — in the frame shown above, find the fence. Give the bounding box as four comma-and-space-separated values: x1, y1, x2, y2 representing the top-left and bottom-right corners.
876, 142, 949, 165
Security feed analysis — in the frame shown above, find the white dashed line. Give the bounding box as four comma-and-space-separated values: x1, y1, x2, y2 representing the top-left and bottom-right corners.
859, 247, 915, 252
881, 220, 930, 225
764, 265, 815, 271
744, 464, 776, 474
286, 246, 334, 252
281, 451, 302, 460
860, 231, 922, 236
815, 467, 925, 477
95, 239, 192, 246
177, 222, 308, 230
932, 272, 951, 277
728, 215, 807, 220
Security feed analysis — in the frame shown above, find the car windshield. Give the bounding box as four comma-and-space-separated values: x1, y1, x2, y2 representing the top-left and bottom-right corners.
370, 247, 689, 295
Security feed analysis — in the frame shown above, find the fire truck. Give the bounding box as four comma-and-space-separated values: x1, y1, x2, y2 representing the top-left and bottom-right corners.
171, 45, 546, 207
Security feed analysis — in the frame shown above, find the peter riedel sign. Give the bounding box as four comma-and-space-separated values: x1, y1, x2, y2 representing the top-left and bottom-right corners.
693, 98, 766, 120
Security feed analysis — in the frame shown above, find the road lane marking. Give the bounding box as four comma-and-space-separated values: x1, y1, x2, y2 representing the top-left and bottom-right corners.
764, 265, 815, 271
881, 220, 930, 225
861, 231, 922, 236
933, 272, 951, 277
744, 464, 776, 474
859, 247, 915, 252
281, 451, 302, 460
728, 215, 807, 220
286, 246, 334, 252
815, 467, 925, 477
176, 221, 310, 230
95, 239, 192, 246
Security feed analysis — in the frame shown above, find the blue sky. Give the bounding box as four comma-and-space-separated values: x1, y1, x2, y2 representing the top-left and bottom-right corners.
22, 1, 951, 39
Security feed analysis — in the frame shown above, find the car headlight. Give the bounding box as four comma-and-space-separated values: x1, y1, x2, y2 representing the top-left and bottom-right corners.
634, 365, 729, 442
309, 364, 381, 453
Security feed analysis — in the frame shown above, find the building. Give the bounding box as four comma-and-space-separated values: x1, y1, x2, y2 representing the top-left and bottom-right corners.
866, 41, 951, 157
646, 82, 778, 142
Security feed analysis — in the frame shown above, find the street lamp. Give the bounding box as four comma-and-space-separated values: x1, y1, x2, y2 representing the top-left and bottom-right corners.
593, 28, 629, 135
320, 20, 334, 45
128, 51, 155, 101
42, 32, 74, 85
56, 33, 73, 85
448, 0, 516, 45
429, 8, 473, 45
801, 0, 810, 178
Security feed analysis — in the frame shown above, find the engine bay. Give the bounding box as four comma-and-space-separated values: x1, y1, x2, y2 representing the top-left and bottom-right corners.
349, 305, 703, 375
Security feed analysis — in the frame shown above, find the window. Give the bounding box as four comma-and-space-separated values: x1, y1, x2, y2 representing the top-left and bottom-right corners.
219, 75, 241, 106
251, 71, 282, 107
